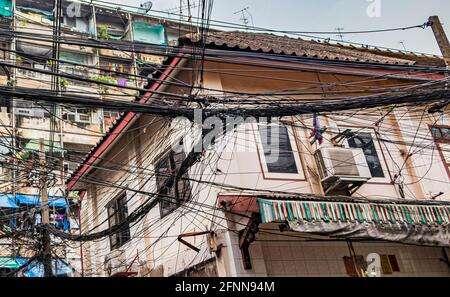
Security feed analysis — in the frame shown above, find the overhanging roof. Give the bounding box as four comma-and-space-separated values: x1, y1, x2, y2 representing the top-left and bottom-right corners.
180, 31, 446, 66
218, 194, 450, 247
15, 194, 68, 208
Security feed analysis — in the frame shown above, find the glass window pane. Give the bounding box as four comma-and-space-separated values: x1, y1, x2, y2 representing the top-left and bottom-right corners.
441, 128, 450, 140
439, 144, 450, 164
259, 126, 298, 174
431, 127, 442, 139
348, 132, 385, 178
156, 150, 191, 218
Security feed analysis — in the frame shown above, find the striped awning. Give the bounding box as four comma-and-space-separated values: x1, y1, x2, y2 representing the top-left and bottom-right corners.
258, 199, 450, 226
0, 257, 21, 269
25, 139, 64, 153
0, 194, 19, 208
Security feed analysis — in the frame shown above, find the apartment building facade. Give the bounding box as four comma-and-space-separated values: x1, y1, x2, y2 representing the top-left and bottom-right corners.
68, 31, 450, 277
0, 0, 189, 275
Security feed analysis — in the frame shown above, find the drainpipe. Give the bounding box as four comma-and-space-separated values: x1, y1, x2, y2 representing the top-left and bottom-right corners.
128, 13, 139, 89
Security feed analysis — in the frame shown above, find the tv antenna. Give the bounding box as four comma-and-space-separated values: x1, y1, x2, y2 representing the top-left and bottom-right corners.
234, 7, 254, 29
139, 1, 153, 14
164, 0, 199, 15
335, 27, 345, 42
399, 40, 407, 51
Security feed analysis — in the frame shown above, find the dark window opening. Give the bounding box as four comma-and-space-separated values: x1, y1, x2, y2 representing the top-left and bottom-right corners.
155, 150, 191, 218
0, 268, 13, 277
348, 132, 384, 178
259, 125, 298, 174
107, 193, 130, 250
431, 126, 450, 179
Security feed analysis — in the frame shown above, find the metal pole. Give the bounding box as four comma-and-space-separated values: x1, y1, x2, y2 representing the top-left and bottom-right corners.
128, 12, 139, 89
10, 0, 17, 259
39, 138, 52, 277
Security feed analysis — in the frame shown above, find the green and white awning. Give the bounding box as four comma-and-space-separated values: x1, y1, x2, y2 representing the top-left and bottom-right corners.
258, 199, 450, 247
258, 199, 450, 226
24, 139, 63, 153
0, 257, 21, 269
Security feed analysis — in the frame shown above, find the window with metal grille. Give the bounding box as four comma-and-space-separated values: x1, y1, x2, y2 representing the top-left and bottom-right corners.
347, 132, 385, 178
107, 193, 130, 250
155, 150, 191, 218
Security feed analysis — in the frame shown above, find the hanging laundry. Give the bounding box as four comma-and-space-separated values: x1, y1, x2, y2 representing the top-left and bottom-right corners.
309, 113, 325, 145
117, 79, 127, 87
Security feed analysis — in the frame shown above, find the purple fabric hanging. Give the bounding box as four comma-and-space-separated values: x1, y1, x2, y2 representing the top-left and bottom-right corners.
117, 79, 127, 87
310, 113, 323, 144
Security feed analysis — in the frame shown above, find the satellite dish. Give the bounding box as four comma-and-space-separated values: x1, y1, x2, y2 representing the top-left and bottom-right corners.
140, 1, 153, 13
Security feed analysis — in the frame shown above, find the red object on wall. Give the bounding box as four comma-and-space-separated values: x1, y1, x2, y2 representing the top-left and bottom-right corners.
217, 195, 260, 213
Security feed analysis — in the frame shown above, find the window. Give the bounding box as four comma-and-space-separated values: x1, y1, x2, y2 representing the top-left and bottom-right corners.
62, 16, 77, 28
104, 111, 120, 120
155, 150, 191, 218
62, 108, 91, 123
256, 124, 305, 180
431, 126, 450, 178
107, 193, 130, 250
347, 132, 385, 178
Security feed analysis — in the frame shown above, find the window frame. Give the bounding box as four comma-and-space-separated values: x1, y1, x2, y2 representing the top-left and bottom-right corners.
106, 192, 131, 251
430, 125, 450, 179
341, 127, 392, 184
154, 149, 192, 218
254, 123, 306, 181
62, 107, 91, 124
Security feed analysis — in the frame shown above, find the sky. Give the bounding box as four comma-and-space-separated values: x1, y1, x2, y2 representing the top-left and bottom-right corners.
107, 0, 450, 56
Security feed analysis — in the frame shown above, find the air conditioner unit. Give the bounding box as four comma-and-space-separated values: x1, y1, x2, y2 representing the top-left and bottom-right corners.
314, 147, 371, 187
75, 113, 91, 124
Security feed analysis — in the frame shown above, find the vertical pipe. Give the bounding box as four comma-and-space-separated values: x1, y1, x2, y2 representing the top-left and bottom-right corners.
79, 192, 84, 277
91, 4, 105, 134
128, 12, 139, 89
39, 138, 52, 277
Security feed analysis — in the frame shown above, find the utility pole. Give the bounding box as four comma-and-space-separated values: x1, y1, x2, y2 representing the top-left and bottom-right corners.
428, 16, 450, 66
10, 0, 17, 259
39, 138, 53, 277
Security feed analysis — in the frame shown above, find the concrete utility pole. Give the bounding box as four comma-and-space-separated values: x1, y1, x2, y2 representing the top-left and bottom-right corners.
39, 138, 53, 277
428, 16, 450, 66
10, 0, 17, 259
